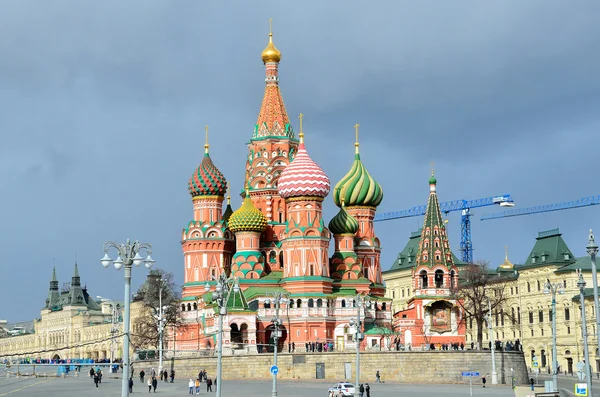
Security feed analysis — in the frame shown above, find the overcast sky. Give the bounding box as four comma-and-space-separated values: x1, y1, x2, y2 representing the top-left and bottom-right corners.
1, 1, 599, 322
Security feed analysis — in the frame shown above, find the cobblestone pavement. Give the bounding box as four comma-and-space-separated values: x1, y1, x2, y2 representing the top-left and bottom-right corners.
0, 375, 516, 396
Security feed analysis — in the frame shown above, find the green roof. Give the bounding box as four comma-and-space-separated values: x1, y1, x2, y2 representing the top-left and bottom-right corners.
521, 228, 576, 268
556, 256, 600, 274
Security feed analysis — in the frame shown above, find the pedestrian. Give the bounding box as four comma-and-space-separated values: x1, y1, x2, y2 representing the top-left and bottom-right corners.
89, 367, 95, 378
152, 376, 158, 393
129, 377, 134, 393
375, 370, 381, 383
140, 369, 145, 383
482, 375, 486, 388
195, 378, 201, 394
151, 367, 156, 378
359, 383, 365, 397
189, 379, 194, 394
170, 369, 175, 383
93, 372, 100, 388
365, 383, 371, 397
530, 377, 535, 391
207, 377, 213, 392
163, 369, 168, 382
147, 377, 152, 393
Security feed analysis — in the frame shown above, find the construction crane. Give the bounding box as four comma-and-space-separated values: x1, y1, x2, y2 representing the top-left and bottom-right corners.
374, 194, 515, 263
480, 195, 600, 221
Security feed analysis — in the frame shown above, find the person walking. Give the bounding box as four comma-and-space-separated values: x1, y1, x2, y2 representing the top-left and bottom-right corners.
89, 367, 95, 378
195, 378, 201, 394
129, 378, 134, 393
188, 379, 194, 394
530, 377, 535, 391
152, 376, 158, 393
170, 369, 175, 383
140, 369, 145, 383
147, 377, 152, 393
359, 383, 365, 397
365, 383, 371, 397
482, 375, 486, 388
207, 377, 213, 392
375, 370, 381, 383
93, 372, 100, 388
163, 369, 168, 383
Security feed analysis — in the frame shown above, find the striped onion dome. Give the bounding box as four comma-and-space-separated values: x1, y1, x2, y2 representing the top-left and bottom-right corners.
328, 205, 359, 235
333, 152, 383, 208
277, 141, 330, 199
188, 153, 227, 198
228, 193, 268, 233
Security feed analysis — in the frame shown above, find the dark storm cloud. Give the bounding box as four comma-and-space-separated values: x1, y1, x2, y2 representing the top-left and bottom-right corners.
0, 1, 599, 321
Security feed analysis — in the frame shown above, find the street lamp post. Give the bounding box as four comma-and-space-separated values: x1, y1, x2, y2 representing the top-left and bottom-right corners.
101, 239, 155, 397
152, 283, 167, 376
577, 269, 593, 394
265, 291, 289, 397
97, 296, 119, 365
487, 297, 498, 385
204, 274, 240, 397
349, 294, 371, 397
543, 281, 565, 392
587, 230, 600, 375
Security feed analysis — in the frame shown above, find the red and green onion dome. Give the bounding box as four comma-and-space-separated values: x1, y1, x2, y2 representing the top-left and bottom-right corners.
188, 153, 228, 198
228, 194, 268, 233
333, 153, 383, 208
328, 205, 359, 235
277, 141, 330, 199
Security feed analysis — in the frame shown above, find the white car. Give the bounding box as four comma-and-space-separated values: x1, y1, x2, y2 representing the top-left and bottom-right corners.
328, 382, 355, 397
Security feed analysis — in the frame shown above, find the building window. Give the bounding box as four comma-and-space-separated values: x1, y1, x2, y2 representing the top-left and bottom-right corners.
563, 280, 567, 288
392, 290, 395, 299
516, 286, 519, 294
511, 287, 514, 295
401, 289, 404, 298
565, 307, 570, 321
537, 280, 541, 291
517, 307, 521, 324
539, 310, 543, 323
567, 327, 571, 334
511, 308, 516, 325
501, 310, 504, 326
531, 329, 534, 337
527, 282, 531, 293
529, 311, 534, 324
549, 309, 553, 321
434, 270, 444, 288
420, 270, 428, 288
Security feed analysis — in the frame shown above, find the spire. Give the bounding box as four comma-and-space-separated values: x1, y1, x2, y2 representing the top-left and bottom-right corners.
69, 262, 86, 306
204, 125, 210, 154
255, 19, 292, 139
51, 266, 57, 282
222, 181, 234, 222
46, 267, 60, 309
415, 172, 455, 269
299, 113, 304, 143
72, 262, 80, 279
354, 123, 360, 154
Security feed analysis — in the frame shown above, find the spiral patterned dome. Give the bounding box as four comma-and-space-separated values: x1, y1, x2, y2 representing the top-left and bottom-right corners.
278, 142, 330, 199
333, 153, 383, 208
328, 205, 359, 235
228, 193, 268, 233
188, 153, 227, 198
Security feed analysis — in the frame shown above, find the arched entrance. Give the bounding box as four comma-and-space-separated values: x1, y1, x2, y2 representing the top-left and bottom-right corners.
265, 325, 287, 353
230, 323, 243, 345
52, 354, 60, 361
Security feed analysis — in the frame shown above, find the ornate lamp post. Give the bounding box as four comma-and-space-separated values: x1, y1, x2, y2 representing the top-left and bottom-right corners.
577, 269, 593, 394
97, 296, 119, 365
587, 230, 600, 376
349, 294, 371, 397
101, 239, 154, 397
204, 274, 240, 397
265, 291, 289, 397
543, 281, 565, 392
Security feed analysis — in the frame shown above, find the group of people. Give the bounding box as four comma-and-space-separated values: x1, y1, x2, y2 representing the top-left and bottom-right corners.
89, 367, 103, 388
429, 342, 465, 350
188, 369, 215, 394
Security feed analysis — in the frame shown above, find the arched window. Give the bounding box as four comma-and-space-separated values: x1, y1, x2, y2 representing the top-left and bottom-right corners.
450, 270, 456, 288
435, 241, 439, 248
317, 299, 323, 308
193, 302, 197, 310
289, 299, 294, 308
187, 303, 192, 311
296, 299, 302, 308
537, 280, 541, 291
527, 282, 531, 293
434, 269, 444, 288
420, 270, 428, 288
308, 299, 314, 308
382, 302, 386, 311
181, 304, 186, 311
341, 300, 346, 308
264, 301, 271, 309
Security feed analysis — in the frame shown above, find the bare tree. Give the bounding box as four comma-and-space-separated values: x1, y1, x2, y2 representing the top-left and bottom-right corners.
131, 269, 181, 351
451, 260, 510, 349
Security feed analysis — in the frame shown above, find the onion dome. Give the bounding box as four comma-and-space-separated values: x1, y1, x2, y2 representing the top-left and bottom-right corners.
228, 188, 268, 233
222, 185, 234, 222
328, 202, 359, 235
332, 129, 383, 208
261, 20, 281, 64
278, 116, 330, 199
188, 127, 227, 198
429, 173, 437, 185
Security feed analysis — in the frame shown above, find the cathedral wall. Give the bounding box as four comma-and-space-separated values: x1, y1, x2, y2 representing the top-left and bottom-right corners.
136, 350, 528, 384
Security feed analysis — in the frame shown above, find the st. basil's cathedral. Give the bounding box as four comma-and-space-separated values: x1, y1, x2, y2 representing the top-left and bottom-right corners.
175, 26, 465, 353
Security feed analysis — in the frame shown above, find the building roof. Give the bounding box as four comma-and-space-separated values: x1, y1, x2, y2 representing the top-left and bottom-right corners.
520, 228, 576, 269
555, 256, 600, 274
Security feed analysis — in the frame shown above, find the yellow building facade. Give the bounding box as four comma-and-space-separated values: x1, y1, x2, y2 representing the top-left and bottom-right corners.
384, 227, 600, 374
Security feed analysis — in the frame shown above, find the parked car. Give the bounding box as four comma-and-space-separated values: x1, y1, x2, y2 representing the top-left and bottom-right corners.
328, 382, 355, 397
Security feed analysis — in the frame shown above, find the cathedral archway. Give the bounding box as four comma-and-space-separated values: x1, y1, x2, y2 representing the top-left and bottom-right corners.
230, 323, 243, 345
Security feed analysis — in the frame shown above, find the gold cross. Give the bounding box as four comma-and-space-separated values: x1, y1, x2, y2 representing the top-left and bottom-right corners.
430, 161, 435, 176
505, 245, 508, 260
269, 18, 273, 35
354, 123, 360, 143
205, 125, 209, 152
299, 113, 304, 133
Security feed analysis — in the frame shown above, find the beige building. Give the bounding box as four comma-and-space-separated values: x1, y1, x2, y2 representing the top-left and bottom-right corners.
0, 264, 145, 362
384, 227, 600, 374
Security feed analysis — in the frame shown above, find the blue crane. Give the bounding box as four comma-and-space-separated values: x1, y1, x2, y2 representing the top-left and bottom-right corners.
374, 194, 514, 263
480, 195, 600, 221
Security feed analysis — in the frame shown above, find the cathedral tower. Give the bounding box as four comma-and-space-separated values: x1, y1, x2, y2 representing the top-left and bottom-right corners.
181, 128, 234, 299
332, 125, 384, 296
45, 267, 60, 309
277, 115, 332, 294
245, 21, 298, 272
68, 263, 86, 306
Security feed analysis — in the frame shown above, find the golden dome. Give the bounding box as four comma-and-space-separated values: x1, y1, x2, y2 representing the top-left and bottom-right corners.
261, 19, 281, 63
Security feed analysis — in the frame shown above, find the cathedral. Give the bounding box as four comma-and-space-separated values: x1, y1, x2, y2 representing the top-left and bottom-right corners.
176, 27, 393, 353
